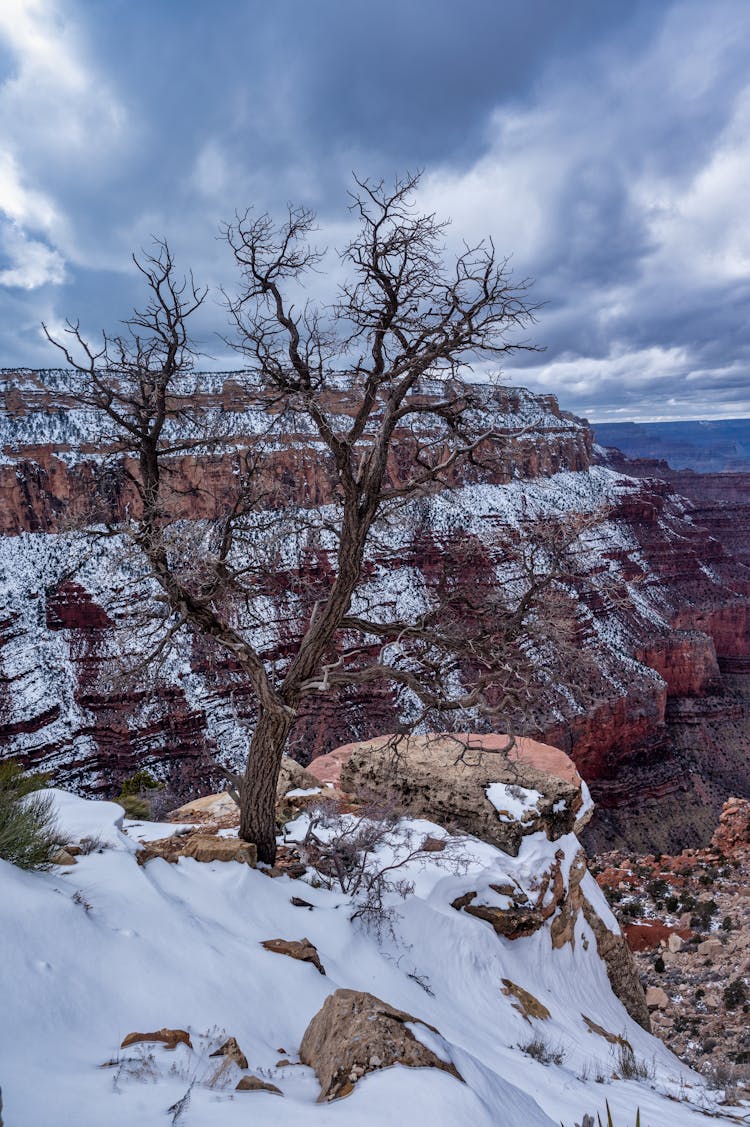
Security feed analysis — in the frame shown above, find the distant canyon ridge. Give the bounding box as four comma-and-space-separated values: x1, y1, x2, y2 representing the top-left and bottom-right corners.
2, 370, 750, 853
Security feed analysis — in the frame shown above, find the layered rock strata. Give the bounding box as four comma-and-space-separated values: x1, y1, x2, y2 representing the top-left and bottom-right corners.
2, 369, 750, 850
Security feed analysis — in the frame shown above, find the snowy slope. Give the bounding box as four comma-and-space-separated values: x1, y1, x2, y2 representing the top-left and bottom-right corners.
0, 791, 733, 1127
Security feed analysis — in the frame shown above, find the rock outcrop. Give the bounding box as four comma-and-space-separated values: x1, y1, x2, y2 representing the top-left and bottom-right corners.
299, 988, 462, 1101
337, 732, 589, 857
120, 1028, 192, 1051
136, 832, 257, 867
711, 796, 750, 853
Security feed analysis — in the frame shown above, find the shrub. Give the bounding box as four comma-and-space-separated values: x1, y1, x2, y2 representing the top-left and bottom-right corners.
517, 1034, 566, 1065
116, 769, 163, 819
646, 877, 668, 900
0, 760, 60, 870
614, 1043, 652, 1081
724, 979, 748, 1011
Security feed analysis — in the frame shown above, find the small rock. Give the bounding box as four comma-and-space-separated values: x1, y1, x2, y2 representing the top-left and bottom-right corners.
121, 1028, 192, 1051
645, 986, 669, 1010
667, 933, 683, 953
261, 937, 325, 975
235, 1075, 282, 1095
697, 938, 723, 960
209, 1036, 248, 1070
290, 896, 314, 910
52, 848, 77, 866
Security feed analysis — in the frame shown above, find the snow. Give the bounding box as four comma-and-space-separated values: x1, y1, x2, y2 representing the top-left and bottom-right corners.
0, 790, 733, 1126
485, 782, 543, 822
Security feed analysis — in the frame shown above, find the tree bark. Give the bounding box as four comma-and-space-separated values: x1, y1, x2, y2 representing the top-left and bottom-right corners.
239, 705, 293, 864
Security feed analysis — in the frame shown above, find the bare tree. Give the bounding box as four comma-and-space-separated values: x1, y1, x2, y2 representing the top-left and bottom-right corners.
44, 173, 573, 865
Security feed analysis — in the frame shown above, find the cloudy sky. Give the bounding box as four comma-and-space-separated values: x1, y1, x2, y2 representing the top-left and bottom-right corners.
1, 0, 750, 421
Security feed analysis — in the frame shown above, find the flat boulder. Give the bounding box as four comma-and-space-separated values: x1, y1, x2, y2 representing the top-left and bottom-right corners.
338, 732, 588, 856
137, 832, 257, 867
299, 988, 462, 1102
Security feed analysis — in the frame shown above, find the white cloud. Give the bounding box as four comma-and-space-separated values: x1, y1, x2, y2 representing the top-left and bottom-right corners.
0, 221, 65, 288
0, 0, 130, 288
0, 151, 59, 231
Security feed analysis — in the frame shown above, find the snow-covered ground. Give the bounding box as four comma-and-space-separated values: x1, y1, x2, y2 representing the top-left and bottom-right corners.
0, 790, 736, 1126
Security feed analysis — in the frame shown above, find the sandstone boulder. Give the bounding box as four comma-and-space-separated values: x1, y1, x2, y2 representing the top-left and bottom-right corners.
261, 937, 325, 975
299, 988, 462, 1101
623, 921, 691, 952
337, 732, 589, 856
137, 832, 257, 867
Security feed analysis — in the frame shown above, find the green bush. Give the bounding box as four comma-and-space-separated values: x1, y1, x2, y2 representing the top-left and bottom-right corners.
116, 769, 163, 819
0, 760, 60, 870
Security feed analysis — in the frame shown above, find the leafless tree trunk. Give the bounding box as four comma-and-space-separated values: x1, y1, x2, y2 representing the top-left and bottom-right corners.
43, 174, 576, 865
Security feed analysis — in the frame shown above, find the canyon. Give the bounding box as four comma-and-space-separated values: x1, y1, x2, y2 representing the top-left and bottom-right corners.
2, 368, 750, 852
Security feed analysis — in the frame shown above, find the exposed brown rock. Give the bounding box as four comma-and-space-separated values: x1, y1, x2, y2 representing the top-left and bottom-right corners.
299, 988, 462, 1102
452, 849, 568, 940
261, 937, 325, 975
209, 1036, 248, 1070
501, 979, 551, 1022
581, 1014, 632, 1050
121, 1028, 192, 1051
51, 848, 77, 866
235, 1075, 282, 1094
136, 832, 257, 867
580, 898, 651, 1031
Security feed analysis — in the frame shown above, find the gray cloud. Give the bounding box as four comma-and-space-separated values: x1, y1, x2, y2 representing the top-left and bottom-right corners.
1, 0, 749, 421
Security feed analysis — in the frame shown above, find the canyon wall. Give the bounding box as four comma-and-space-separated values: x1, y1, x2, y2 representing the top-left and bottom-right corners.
2, 369, 750, 851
